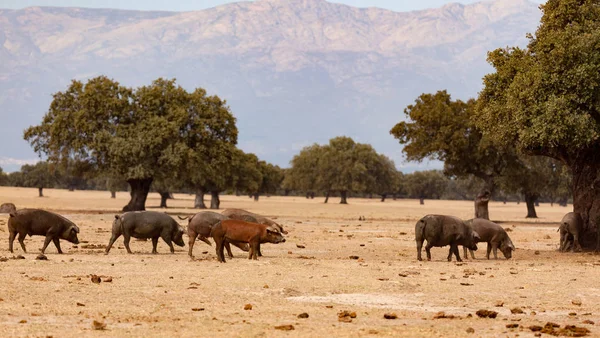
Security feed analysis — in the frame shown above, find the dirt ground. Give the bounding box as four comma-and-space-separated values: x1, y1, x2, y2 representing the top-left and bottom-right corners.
0, 187, 598, 337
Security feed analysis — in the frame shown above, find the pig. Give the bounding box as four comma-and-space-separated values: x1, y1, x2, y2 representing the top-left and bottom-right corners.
211, 219, 286, 263
178, 212, 249, 258
462, 218, 515, 259
0, 202, 16, 214
8, 209, 80, 254
415, 214, 479, 262
559, 212, 583, 252
105, 211, 185, 254
221, 208, 287, 257
221, 208, 287, 234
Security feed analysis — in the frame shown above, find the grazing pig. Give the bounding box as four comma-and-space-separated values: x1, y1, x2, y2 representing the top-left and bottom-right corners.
462, 218, 515, 259
415, 214, 479, 262
105, 211, 185, 254
559, 212, 583, 252
211, 219, 286, 262
8, 209, 80, 254
178, 212, 249, 258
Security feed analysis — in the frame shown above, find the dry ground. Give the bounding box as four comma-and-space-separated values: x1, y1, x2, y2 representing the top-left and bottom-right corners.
0, 187, 598, 337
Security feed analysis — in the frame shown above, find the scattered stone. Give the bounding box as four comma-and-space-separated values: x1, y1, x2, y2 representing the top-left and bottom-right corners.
349, 256, 359, 260
433, 312, 456, 319
535, 251, 540, 255
35, 254, 47, 260
466, 327, 475, 334
476, 310, 498, 319
570, 312, 578, 316
572, 300, 582, 306
582, 320, 595, 325
274, 325, 295, 331
263, 284, 269, 289
495, 301, 504, 307
76, 302, 85, 306
506, 324, 519, 328
298, 313, 309, 319
92, 320, 106, 330
91, 275, 101, 284
296, 244, 306, 249
0, 257, 8, 262
104, 277, 113, 283
326, 305, 333, 309
192, 308, 205, 312
529, 325, 543, 332
338, 310, 357, 322
15, 255, 25, 260
505, 228, 513, 232
510, 271, 518, 275
244, 304, 252, 310
383, 313, 398, 320
544, 235, 552, 239
19, 319, 27, 324
460, 283, 473, 286
511, 307, 524, 314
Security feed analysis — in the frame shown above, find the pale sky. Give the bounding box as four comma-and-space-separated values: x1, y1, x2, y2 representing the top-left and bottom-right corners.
0, 0, 545, 12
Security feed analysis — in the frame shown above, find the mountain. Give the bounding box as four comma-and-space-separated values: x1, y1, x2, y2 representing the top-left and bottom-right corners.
0, 0, 541, 172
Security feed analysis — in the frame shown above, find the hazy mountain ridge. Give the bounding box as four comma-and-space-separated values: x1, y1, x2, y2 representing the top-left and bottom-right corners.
0, 0, 541, 171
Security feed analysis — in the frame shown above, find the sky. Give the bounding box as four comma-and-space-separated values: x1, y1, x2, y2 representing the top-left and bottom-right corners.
0, 0, 545, 12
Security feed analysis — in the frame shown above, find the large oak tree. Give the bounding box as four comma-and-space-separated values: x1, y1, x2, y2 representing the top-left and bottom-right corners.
24, 76, 238, 211
475, 0, 600, 248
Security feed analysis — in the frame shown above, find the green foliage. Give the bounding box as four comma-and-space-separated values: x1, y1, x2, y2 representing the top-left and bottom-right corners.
286, 136, 400, 201
20, 162, 57, 189
391, 90, 518, 189
254, 161, 283, 196
475, 0, 600, 160
0, 167, 8, 186
404, 170, 448, 201
442, 175, 485, 200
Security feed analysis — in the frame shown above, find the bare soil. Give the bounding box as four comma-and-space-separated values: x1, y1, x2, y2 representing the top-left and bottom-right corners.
0, 187, 598, 337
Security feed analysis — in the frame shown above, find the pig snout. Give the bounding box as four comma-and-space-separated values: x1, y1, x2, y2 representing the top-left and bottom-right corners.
174, 231, 185, 247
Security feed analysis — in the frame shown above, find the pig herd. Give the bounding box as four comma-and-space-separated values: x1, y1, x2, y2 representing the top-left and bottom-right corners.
4, 208, 583, 262
6, 208, 285, 263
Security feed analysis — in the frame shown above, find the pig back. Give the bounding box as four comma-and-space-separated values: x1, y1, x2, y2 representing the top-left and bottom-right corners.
469, 218, 506, 242
122, 211, 178, 233
9, 209, 76, 235
219, 219, 266, 243
189, 212, 228, 237
561, 212, 582, 230
424, 215, 474, 246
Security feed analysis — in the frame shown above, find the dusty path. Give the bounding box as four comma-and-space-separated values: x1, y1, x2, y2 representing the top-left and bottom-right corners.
0, 188, 597, 337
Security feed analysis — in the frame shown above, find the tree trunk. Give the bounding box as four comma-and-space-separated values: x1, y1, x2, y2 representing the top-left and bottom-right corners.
524, 193, 538, 218
393, 194, 397, 201
253, 194, 259, 201
210, 191, 220, 209
558, 197, 568, 207
419, 197, 424, 205
306, 192, 310, 199
324, 191, 330, 204
194, 189, 207, 209
340, 191, 348, 204
110, 190, 116, 199
310, 192, 315, 199
123, 178, 153, 211
571, 160, 600, 250
159, 191, 170, 208
368, 193, 373, 199
38, 187, 43, 197
474, 190, 491, 220
381, 194, 387, 202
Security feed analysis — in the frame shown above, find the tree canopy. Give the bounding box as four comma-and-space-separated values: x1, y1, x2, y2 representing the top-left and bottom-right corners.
24, 76, 239, 211
474, 0, 600, 247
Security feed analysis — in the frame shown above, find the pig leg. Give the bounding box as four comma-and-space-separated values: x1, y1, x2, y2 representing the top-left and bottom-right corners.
486, 243, 492, 259
17, 232, 27, 253
105, 233, 121, 254
41, 234, 53, 254
123, 233, 132, 254
469, 249, 476, 259
416, 240, 424, 261
249, 242, 260, 260
462, 247, 468, 260
491, 243, 499, 259
449, 244, 461, 262
188, 230, 197, 257
573, 234, 582, 252
52, 237, 63, 254
8, 230, 16, 253
214, 236, 226, 263
225, 242, 234, 259
425, 243, 433, 261
152, 237, 159, 254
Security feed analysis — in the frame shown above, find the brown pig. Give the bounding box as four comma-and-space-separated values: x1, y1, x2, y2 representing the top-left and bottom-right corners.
178, 212, 249, 258
8, 209, 80, 254
211, 219, 286, 262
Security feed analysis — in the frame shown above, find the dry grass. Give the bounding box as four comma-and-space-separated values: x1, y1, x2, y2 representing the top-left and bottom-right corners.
0, 187, 597, 337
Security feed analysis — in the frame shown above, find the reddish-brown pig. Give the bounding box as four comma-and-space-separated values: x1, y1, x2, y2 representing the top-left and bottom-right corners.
211, 219, 286, 262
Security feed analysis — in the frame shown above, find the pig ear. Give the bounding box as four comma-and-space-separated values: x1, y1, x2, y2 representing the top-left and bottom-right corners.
114, 215, 120, 220
267, 226, 280, 233
473, 231, 481, 241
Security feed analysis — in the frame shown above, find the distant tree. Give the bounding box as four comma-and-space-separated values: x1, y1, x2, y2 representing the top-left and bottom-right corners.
20, 162, 57, 197
391, 91, 520, 218
251, 161, 284, 201
442, 175, 485, 201
24, 76, 238, 211
364, 154, 400, 202
404, 170, 448, 205
0, 167, 9, 186
106, 175, 128, 199
283, 144, 324, 199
